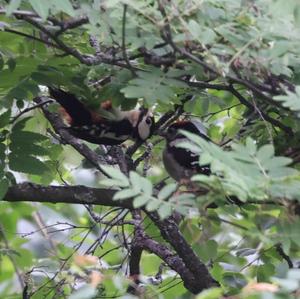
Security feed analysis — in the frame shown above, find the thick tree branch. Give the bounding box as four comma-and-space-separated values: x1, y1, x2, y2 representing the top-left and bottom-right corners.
137, 231, 206, 293
147, 212, 217, 291
3, 182, 215, 293
4, 182, 130, 208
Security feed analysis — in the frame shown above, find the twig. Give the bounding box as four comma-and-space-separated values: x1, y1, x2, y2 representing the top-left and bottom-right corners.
0, 223, 24, 289
276, 243, 293, 268
229, 86, 293, 135
3, 28, 59, 49
10, 100, 52, 124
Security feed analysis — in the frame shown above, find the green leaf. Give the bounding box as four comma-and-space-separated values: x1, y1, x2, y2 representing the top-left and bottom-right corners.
196, 288, 223, 299
146, 199, 161, 211
8, 154, 49, 175
113, 188, 139, 200
256, 144, 275, 162
158, 183, 177, 200
222, 272, 247, 289
157, 202, 172, 219
257, 264, 275, 282
121, 68, 187, 106
6, 0, 22, 16
10, 131, 48, 145
246, 137, 257, 155
12, 117, 32, 132
274, 86, 300, 117
100, 165, 129, 186
129, 171, 142, 191
0, 178, 9, 200
0, 53, 4, 71
10, 141, 48, 156
133, 195, 149, 208
195, 240, 218, 262
7, 58, 16, 72
0, 142, 6, 162
0, 110, 11, 128
101, 178, 126, 187
69, 285, 97, 299
140, 177, 153, 197
29, 0, 50, 20
51, 0, 75, 16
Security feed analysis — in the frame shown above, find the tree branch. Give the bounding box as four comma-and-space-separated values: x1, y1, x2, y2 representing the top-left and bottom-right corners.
147, 212, 217, 291
3, 182, 215, 293
4, 182, 130, 208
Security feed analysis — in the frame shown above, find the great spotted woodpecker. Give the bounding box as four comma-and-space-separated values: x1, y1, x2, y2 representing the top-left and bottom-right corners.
162, 120, 211, 181
48, 87, 155, 145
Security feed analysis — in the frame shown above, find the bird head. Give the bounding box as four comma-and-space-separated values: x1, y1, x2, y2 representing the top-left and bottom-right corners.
127, 107, 155, 141
164, 119, 209, 143
137, 108, 155, 140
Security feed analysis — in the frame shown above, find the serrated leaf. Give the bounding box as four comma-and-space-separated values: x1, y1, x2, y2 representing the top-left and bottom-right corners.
246, 137, 257, 155
101, 179, 125, 187
50, 0, 75, 16
256, 144, 274, 162
121, 68, 186, 106
29, 0, 50, 20
113, 188, 139, 200
146, 199, 161, 211
129, 171, 142, 192
157, 202, 172, 219
158, 183, 177, 200
100, 165, 129, 186
274, 87, 300, 117
133, 195, 149, 208
140, 177, 153, 197
6, 0, 22, 16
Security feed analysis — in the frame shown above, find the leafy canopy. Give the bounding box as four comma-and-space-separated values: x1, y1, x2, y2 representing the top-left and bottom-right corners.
0, 0, 299, 299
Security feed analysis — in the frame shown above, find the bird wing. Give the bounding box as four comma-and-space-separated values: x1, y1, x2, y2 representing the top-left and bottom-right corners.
168, 138, 210, 175
48, 87, 94, 126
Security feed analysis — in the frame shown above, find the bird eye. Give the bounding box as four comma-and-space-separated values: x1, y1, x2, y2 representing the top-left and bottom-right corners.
145, 117, 152, 125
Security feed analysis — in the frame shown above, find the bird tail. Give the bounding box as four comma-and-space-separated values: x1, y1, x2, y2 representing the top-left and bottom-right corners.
48, 87, 93, 126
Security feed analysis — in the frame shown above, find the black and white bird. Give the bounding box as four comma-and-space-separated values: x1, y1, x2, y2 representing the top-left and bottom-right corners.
162, 120, 211, 181
48, 87, 155, 145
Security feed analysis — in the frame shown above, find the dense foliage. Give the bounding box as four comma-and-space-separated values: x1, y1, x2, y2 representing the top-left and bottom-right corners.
0, 0, 299, 298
